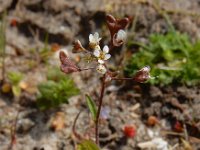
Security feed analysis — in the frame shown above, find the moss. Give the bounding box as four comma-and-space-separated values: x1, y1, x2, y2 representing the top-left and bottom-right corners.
37, 67, 79, 110
125, 31, 200, 85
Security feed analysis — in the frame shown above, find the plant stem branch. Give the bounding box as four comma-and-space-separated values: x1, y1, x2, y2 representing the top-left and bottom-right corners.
8, 110, 19, 150
95, 74, 106, 145
112, 77, 133, 81
80, 67, 95, 71
72, 110, 83, 141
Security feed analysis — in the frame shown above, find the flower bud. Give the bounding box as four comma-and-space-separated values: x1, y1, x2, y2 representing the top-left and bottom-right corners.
106, 14, 130, 47
72, 40, 86, 53
116, 29, 127, 43
113, 29, 127, 46
133, 66, 151, 83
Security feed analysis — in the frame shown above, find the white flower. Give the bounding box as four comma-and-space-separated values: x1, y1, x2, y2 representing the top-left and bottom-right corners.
89, 32, 101, 48
96, 64, 107, 74
93, 45, 111, 64
116, 29, 127, 42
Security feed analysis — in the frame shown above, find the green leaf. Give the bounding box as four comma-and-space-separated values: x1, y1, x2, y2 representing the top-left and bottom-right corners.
37, 77, 79, 110
86, 94, 97, 121
77, 140, 99, 150
8, 72, 24, 85
12, 85, 21, 97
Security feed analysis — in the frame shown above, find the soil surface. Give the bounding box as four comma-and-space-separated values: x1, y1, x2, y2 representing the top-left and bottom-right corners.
0, 0, 200, 150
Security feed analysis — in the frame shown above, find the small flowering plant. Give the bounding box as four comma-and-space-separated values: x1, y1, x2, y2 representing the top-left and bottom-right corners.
59, 14, 152, 147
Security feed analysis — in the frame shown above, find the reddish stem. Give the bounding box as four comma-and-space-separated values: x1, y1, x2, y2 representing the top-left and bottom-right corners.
95, 74, 106, 145
112, 77, 133, 81
72, 110, 83, 141
8, 111, 19, 150
80, 67, 95, 71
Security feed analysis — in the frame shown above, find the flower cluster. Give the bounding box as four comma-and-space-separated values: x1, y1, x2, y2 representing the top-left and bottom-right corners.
59, 14, 152, 81
90, 33, 111, 74
60, 32, 111, 74
58, 14, 154, 147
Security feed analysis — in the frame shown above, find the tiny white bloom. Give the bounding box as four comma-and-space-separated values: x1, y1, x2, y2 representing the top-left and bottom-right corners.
116, 29, 127, 42
140, 66, 150, 72
89, 32, 101, 47
96, 64, 107, 74
93, 45, 111, 64
93, 49, 100, 57
103, 45, 109, 53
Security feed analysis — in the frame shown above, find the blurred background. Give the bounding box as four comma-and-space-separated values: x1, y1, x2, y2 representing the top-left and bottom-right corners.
0, 0, 200, 150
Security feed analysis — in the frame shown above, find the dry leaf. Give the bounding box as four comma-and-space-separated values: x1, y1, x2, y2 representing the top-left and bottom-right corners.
181, 138, 193, 150
51, 112, 65, 131
1, 82, 12, 93
19, 81, 37, 94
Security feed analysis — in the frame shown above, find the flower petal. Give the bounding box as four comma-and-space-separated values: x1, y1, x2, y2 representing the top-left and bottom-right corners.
94, 32, 99, 39
89, 34, 94, 43
98, 59, 105, 64
104, 54, 111, 60
93, 49, 100, 57
103, 45, 109, 53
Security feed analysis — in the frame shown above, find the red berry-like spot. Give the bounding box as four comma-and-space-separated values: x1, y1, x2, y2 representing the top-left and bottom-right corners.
10, 19, 18, 27
174, 121, 183, 132
123, 125, 136, 138
147, 116, 159, 126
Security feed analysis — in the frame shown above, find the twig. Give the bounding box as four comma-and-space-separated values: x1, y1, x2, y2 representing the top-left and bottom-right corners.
95, 74, 106, 145
162, 130, 200, 143
183, 123, 189, 141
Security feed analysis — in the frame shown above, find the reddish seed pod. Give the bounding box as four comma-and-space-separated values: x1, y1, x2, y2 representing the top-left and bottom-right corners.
72, 40, 86, 53
133, 66, 151, 83
123, 125, 136, 138
106, 14, 130, 47
59, 51, 81, 74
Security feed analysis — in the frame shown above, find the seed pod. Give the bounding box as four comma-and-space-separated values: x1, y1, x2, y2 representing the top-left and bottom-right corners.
59, 51, 80, 74
133, 66, 151, 83
106, 14, 130, 47
72, 40, 86, 53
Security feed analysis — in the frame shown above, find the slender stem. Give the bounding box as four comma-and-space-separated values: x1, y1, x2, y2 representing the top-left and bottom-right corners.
95, 74, 106, 145
0, 11, 6, 82
72, 110, 83, 141
111, 77, 133, 81
80, 67, 95, 71
9, 110, 19, 150
2, 49, 5, 82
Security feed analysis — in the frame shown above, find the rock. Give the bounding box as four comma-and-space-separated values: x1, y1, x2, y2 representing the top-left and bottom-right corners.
17, 118, 35, 133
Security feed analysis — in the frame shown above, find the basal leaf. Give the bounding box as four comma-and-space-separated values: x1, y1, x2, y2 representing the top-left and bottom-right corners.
77, 140, 99, 150
12, 85, 21, 97
86, 94, 97, 121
